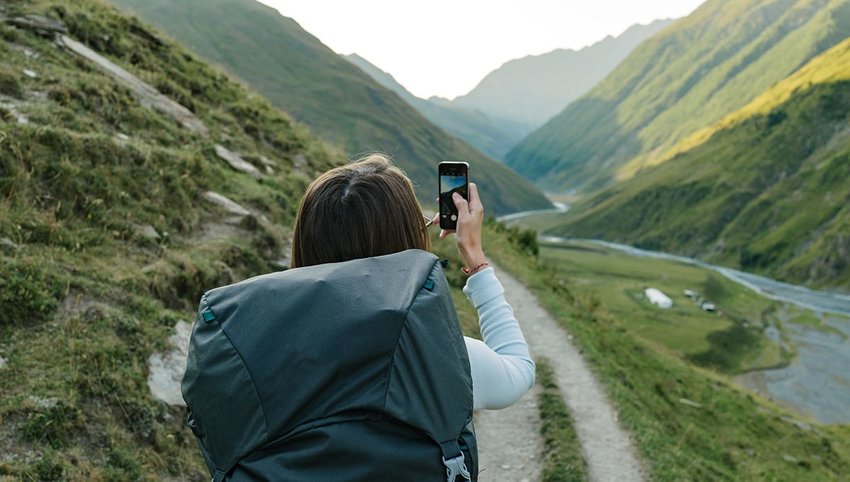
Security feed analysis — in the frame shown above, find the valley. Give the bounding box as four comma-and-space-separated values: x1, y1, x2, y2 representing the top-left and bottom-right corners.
2, 0, 850, 480
505, 210, 850, 424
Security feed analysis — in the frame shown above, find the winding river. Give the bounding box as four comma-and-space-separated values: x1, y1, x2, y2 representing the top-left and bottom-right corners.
500, 208, 850, 424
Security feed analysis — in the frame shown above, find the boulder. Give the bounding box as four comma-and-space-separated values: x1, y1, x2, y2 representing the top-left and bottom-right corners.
214, 144, 261, 177
3, 14, 68, 35
58, 35, 209, 136
202, 191, 250, 217
146, 320, 192, 406
132, 223, 160, 241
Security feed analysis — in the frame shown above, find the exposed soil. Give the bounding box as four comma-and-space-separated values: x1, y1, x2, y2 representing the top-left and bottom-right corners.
474, 265, 645, 482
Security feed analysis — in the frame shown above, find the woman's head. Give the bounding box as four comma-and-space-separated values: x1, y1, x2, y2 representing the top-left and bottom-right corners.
291, 154, 430, 268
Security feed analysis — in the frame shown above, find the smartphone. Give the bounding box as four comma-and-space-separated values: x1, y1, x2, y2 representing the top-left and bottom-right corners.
438, 161, 469, 230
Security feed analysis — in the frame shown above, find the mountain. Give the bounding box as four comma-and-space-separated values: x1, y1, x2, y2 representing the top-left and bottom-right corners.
552, 37, 850, 290
450, 19, 673, 129
109, 0, 552, 216
345, 53, 521, 160
507, 0, 850, 192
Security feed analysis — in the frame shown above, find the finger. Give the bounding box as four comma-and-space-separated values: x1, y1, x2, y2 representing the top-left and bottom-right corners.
439, 229, 454, 240
468, 183, 483, 213
452, 192, 470, 215
431, 212, 440, 226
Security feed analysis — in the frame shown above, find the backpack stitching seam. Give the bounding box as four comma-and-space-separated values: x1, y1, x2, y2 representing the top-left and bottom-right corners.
381, 257, 438, 412
209, 295, 272, 470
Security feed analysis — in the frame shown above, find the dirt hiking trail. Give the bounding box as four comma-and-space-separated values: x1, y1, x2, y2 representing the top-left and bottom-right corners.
474, 264, 645, 482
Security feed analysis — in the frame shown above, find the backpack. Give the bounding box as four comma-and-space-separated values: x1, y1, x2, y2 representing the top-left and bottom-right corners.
182, 249, 478, 481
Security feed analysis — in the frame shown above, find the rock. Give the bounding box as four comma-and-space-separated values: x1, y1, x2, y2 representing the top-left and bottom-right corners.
500, 464, 512, 470
0, 237, 18, 250
293, 153, 307, 168
57, 35, 209, 136
0, 356, 7, 370
27, 395, 59, 410
21, 69, 37, 79
782, 454, 799, 464
259, 155, 276, 168
3, 14, 68, 35
214, 144, 261, 177
270, 257, 290, 270
132, 223, 160, 241
678, 398, 703, 409
202, 191, 250, 217
115, 133, 130, 141
257, 156, 275, 174
147, 321, 192, 406
781, 416, 812, 432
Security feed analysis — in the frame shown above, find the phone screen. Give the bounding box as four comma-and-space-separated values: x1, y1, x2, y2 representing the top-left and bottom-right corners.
439, 162, 469, 230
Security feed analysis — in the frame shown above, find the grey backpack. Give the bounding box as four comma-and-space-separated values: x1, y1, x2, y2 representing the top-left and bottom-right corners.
182, 249, 477, 481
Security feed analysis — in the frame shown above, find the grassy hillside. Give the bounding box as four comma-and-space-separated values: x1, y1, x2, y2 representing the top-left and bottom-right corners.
109, 0, 552, 216
507, 0, 850, 192
345, 53, 520, 161
3, 1, 848, 481
0, 0, 345, 477
552, 38, 850, 291
451, 19, 673, 129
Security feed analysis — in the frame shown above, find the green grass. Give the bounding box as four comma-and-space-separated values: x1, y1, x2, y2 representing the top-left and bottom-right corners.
507, 0, 850, 192
481, 220, 850, 480
0, 0, 338, 478
538, 240, 789, 374
107, 0, 552, 217
536, 358, 588, 482
345, 53, 523, 161
550, 39, 850, 291
3, 1, 849, 480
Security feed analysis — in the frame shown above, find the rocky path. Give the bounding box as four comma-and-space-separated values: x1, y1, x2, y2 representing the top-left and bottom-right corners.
474, 265, 645, 482
475, 384, 543, 482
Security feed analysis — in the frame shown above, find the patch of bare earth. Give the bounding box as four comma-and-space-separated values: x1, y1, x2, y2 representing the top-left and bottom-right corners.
477, 264, 645, 482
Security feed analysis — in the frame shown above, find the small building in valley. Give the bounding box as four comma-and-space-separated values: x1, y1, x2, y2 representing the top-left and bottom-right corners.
645, 288, 673, 309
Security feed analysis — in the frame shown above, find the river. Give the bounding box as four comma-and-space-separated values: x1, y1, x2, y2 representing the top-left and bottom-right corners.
500, 208, 850, 424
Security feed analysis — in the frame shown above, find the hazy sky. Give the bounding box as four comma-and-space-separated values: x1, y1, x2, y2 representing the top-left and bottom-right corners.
259, 1, 705, 99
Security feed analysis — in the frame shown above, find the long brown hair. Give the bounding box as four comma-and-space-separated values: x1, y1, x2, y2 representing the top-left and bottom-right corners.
290, 154, 431, 268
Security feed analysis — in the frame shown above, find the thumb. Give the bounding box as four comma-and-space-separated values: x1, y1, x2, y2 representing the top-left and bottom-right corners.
453, 192, 469, 215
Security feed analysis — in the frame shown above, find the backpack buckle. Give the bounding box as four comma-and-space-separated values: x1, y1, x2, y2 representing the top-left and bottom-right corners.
442, 452, 471, 481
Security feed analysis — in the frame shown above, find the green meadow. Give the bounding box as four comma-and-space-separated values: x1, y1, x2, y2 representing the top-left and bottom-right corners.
482, 221, 850, 480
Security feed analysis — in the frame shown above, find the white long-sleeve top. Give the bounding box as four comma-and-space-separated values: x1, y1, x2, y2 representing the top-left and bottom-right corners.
462, 267, 535, 410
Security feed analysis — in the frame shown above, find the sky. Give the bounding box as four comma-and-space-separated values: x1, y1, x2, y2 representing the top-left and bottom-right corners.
258, 1, 706, 100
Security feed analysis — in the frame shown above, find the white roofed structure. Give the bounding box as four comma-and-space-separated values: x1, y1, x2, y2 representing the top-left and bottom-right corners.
645, 288, 673, 309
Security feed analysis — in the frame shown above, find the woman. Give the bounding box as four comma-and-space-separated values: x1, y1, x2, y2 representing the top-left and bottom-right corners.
183, 154, 534, 481
291, 154, 535, 410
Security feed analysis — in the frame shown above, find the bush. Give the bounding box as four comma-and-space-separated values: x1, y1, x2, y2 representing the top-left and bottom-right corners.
21, 400, 81, 449
0, 258, 64, 326
0, 71, 22, 98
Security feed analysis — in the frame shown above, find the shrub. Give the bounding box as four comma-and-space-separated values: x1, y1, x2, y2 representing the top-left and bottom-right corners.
0, 71, 22, 98
0, 258, 63, 326
21, 400, 81, 449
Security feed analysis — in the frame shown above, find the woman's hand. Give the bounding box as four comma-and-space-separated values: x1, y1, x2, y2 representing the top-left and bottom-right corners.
432, 183, 487, 270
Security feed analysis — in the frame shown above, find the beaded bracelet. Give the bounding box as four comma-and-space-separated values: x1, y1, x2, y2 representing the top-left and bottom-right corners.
461, 261, 490, 276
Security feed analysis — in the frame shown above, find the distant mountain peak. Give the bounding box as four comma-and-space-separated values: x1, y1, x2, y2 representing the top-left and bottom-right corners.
449, 18, 674, 128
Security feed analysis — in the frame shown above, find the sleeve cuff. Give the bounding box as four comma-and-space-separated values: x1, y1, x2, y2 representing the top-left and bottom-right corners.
462, 267, 504, 308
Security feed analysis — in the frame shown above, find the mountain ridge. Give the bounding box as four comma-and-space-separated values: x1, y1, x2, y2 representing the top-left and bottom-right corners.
110, 0, 552, 215
450, 19, 674, 129
344, 53, 522, 160
551, 37, 850, 291
507, 0, 850, 193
